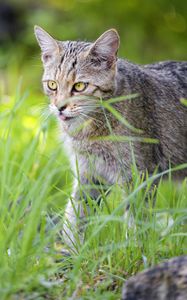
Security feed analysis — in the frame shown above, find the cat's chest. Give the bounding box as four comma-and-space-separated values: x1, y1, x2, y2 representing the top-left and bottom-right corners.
62, 134, 121, 184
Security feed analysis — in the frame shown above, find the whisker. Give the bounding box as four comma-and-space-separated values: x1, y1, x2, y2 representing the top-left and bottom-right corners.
80, 112, 103, 127
35, 103, 58, 122
73, 115, 92, 133
33, 103, 48, 114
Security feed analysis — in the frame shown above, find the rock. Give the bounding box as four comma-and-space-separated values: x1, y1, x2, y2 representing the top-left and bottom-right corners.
122, 256, 187, 300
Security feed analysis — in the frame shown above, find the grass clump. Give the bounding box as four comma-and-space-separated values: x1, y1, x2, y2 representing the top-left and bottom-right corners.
0, 85, 186, 300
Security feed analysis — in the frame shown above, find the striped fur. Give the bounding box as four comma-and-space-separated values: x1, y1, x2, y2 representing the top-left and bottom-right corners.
34, 26, 187, 250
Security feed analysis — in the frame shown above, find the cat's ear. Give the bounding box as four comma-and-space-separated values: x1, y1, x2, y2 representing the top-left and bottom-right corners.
89, 29, 120, 67
34, 25, 59, 64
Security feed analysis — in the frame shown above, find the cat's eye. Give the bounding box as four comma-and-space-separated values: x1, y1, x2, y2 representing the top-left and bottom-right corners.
47, 80, 57, 91
73, 82, 88, 92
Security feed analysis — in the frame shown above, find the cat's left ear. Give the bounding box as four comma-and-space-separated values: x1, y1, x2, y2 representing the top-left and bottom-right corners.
34, 25, 59, 64
89, 29, 120, 68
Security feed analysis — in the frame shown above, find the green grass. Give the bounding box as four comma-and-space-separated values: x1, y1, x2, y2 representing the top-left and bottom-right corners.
0, 83, 187, 300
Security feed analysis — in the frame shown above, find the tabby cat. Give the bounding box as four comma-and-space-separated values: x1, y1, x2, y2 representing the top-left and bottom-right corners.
34, 26, 187, 249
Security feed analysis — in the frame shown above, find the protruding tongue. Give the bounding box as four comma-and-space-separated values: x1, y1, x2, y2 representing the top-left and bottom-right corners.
59, 114, 67, 121
59, 113, 72, 121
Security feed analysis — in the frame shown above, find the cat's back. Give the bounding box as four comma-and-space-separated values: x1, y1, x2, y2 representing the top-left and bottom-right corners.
117, 59, 187, 96
122, 256, 187, 300
143, 61, 187, 91
144, 60, 187, 74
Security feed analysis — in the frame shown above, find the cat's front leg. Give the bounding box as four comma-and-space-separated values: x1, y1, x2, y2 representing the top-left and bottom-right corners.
62, 179, 101, 252
62, 197, 84, 252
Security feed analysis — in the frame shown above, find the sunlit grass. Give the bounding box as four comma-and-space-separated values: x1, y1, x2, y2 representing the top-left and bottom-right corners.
0, 84, 186, 300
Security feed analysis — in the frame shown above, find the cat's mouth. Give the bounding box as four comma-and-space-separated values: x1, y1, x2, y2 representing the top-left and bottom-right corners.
59, 111, 74, 121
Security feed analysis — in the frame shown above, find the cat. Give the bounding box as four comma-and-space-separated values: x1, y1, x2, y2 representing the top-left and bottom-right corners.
122, 255, 187, 300
34, 26, 187, 250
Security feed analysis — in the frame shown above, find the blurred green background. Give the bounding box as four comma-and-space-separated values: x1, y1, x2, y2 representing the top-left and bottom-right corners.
0, 0, 187, 91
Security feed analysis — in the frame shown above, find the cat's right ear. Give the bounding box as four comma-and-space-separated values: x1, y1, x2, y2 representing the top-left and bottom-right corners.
88, 29, 120, 68
34, 25, 59, 64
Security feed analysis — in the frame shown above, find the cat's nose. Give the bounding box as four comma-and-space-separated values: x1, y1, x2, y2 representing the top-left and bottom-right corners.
58, 104, 67, 113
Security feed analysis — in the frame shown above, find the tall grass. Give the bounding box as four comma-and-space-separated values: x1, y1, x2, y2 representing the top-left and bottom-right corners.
0, 85, 186, 300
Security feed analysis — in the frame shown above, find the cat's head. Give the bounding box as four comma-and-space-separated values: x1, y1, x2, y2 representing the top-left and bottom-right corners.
34, 26, 120, 133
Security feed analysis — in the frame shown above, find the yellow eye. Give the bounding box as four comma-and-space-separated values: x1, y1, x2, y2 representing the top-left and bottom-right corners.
73, 82, 87, 92
47, 80, 57, 91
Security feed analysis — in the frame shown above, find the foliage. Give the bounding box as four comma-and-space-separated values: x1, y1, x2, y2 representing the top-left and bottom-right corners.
0, 83, 186, 299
